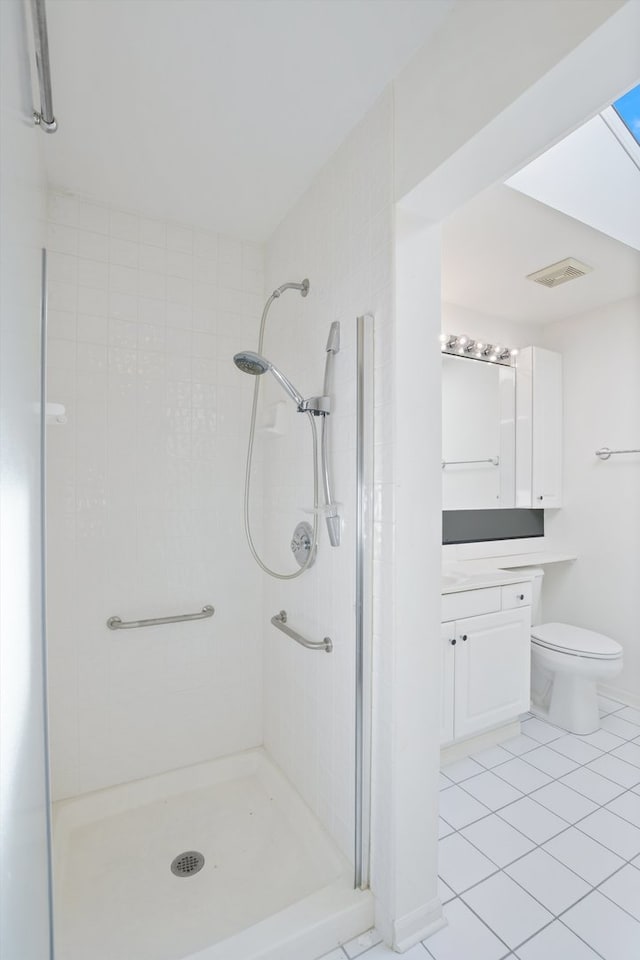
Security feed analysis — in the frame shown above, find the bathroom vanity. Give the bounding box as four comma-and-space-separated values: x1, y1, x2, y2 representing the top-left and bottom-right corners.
441, 569, 533, 753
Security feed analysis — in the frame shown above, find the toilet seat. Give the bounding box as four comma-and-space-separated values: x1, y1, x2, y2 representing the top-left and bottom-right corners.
531, 622, 622, 661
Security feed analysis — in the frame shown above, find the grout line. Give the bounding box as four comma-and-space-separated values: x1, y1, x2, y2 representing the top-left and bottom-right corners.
445, 772, 640, 886
455, 890, 536, 957
423, 897, 513, 960
449, 717, 640, 806
436, 704, 640, 957
554, 917, 609, 960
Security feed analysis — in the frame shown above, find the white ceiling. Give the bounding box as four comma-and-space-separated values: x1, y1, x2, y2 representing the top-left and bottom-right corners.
442, 184, 640, 324
44, 0, 453, 241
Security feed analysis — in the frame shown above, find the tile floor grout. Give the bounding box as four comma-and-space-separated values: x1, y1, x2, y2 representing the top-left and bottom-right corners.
323, 698, 640, 960
434, 700, 640, 958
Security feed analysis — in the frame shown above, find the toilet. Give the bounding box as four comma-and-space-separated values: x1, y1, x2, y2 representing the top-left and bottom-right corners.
517, 568, 623, 735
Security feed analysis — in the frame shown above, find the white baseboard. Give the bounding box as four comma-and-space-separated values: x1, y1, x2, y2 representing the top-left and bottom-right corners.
391, 898, 445, 953
598, 683, 640, 710
441, 719, 521, 765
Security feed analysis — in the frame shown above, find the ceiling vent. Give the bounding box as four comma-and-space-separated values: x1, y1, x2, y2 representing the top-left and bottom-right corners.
526, 257, 592, 288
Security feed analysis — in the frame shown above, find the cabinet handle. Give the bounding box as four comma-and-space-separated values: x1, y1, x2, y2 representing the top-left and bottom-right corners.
537, 495, 544, 501
449, 637, 457, 645
518, 594, 525, 601
461, 634, 468, 642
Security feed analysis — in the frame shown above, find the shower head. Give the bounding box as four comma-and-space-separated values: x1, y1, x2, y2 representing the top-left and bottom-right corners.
233, 351, 304, 407
233, 351, 270, 376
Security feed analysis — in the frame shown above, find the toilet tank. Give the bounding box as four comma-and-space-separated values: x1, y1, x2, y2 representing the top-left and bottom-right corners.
510, 567, 545, 626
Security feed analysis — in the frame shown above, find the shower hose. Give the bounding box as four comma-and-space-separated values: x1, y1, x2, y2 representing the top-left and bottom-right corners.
242, 291, 319, 579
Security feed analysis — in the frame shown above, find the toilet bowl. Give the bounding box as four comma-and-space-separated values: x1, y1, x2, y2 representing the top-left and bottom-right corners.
531, 622, 623, 734
509, 568, 624, 735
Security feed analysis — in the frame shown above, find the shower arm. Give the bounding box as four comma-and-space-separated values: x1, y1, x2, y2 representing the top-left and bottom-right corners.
321, 322, 341, 547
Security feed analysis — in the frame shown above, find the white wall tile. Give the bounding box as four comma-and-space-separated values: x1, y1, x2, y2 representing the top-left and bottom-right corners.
139, 217, 166, 248
48, 191, 78, 227
46, 190, 264, 801
78, 258, 109, 290
166, 223, 193, 253
78, 200, 109, 235
109, 209, 139, 242
262, 97, 394, 871
77, 230, 109, 262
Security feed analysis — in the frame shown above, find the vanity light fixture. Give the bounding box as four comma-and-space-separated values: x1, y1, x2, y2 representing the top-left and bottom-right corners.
440, 333, 518, 366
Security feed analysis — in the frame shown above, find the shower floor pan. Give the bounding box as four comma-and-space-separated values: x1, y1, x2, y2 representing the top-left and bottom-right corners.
53, 748, 372, 960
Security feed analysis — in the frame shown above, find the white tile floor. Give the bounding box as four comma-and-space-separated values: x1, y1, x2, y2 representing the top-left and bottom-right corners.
321, 697, 640, 960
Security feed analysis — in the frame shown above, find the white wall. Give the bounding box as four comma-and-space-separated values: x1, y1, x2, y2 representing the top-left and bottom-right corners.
542, 297, 640, 703
394, 0, 626, 205
262, 91, 394, 865
45, 190, 264, 799
389, 1, 638, 950
442, 302, 544, 350
0, 1, 52, 957
389, 212, 444, 948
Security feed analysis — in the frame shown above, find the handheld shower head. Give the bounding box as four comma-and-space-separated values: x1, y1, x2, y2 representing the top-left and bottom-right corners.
233, 351, 270, 376
233, 351, 304, 407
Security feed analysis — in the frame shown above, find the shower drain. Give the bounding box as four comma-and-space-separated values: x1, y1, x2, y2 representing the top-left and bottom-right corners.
171, 851, 205, 877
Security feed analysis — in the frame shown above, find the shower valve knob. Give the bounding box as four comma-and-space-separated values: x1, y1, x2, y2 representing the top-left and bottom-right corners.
290, 520, 317, 569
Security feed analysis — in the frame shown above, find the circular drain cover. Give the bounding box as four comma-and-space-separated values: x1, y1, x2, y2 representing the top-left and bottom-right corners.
171, 851, 205, 877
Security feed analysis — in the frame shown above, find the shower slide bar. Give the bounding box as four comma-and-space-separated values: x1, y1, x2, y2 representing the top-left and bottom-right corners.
442, 457, 499, 468
595, 446, 640, 461
30, 0, 58, 132
270, 610, 332, 653
106, 605, 215, 630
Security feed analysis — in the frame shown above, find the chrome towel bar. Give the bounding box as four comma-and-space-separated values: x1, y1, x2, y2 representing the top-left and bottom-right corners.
30, 0, 58, 132
595, 447, 640, 461
270, 610, 332, 653
442, 457, 499, 469
107, 605, 215, 630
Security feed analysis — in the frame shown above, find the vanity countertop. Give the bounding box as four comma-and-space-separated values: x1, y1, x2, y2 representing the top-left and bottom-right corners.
442, 566, 534, 595
442, 549, 577, 595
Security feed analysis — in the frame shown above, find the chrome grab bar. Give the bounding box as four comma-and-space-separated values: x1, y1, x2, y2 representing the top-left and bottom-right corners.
270, 610, 332, 653
442, 457, 499, 469
595, 447, 640, 461
107, 605, 215, 630
30, 0, 57, 132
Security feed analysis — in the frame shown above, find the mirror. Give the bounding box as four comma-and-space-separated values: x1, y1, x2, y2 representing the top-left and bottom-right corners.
442, 354, 515, 510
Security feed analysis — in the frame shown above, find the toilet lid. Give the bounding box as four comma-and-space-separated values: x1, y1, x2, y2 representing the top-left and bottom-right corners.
531, 622, 622, 660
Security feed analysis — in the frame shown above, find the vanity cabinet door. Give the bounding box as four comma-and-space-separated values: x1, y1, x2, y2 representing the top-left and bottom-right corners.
441, 622, 456, 744
531, 348, 562, 508
516, 346, 562, 508
453, 607, 531, 740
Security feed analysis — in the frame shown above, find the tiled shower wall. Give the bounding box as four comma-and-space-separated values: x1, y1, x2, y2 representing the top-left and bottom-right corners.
262, 90, 395, 862
45, 191, 264, 800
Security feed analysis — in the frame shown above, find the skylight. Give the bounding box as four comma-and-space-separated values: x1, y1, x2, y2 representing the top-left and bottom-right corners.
613, 83, 640, 146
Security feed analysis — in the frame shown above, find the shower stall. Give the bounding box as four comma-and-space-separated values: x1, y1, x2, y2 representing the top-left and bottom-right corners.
44, 190, 375, 959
